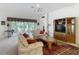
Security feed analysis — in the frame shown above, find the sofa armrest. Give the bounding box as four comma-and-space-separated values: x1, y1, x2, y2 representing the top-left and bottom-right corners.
18, 42, 43, 53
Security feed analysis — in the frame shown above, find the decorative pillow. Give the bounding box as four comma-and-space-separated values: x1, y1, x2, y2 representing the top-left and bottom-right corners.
27, 40, 37, 44
23, 33, 29, 38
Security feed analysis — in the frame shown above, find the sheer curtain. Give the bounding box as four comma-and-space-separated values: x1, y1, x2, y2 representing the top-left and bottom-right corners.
9, 21, 37, 36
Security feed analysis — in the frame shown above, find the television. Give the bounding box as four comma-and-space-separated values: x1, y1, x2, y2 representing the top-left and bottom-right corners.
55, 23, 66, 33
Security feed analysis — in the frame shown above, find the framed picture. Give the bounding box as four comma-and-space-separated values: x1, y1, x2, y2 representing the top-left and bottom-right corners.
1, 21, 5, 25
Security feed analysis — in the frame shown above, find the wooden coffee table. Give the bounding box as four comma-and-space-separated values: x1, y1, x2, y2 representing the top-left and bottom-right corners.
47, 41, 53, 49
45, 39, 55, 49
47, 41, 54, 49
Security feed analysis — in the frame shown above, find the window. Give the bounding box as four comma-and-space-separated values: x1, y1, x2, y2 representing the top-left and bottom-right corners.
8, 21, 37, 35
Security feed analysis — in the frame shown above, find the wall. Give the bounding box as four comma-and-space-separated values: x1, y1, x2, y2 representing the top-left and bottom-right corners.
39, 13, 54, 37
49, 4, 79, 44
38, 13, 53, 37
38, 13, 48, 32
48, 13, 54, 37
0, 16, 7, 39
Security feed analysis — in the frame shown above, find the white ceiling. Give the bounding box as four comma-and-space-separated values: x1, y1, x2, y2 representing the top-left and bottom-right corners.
0, 3, 76, 19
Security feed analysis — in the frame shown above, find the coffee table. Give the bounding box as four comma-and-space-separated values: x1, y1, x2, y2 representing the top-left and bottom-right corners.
47, 41, 53, 49
45, 37, 55, 49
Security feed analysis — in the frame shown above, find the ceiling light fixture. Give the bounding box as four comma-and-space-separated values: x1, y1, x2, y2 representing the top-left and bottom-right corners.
36, 4, 40, 8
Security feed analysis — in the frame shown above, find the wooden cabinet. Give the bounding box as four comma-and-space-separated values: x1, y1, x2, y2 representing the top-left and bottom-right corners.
66, 34, 75, 43
54, 17, 76, 44
54, 32, 66, 42
66, 17, 75, 43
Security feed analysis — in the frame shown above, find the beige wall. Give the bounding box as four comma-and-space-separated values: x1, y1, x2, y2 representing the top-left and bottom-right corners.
76, 17, 79, 44
0, 17, 7, 39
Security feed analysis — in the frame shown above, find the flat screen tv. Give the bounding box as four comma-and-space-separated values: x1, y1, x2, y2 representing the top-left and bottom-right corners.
55, 24, 65, 33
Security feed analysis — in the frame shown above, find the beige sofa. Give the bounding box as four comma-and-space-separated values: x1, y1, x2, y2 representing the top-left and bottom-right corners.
18, 35, 43, 55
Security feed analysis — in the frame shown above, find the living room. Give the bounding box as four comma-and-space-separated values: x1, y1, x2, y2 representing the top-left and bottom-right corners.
0, 3, 79, 55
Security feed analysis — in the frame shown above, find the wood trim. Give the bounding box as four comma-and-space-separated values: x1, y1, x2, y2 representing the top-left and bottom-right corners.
7, 17, 37, 22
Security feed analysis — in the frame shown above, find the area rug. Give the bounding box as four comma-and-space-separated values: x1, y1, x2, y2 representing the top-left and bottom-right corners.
43, 44, 79, 55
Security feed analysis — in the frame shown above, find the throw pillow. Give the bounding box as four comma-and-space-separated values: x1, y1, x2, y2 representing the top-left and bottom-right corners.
23, 33, 29, 38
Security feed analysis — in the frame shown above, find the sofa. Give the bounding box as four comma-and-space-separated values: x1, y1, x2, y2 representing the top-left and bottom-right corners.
18, 34, 43, 55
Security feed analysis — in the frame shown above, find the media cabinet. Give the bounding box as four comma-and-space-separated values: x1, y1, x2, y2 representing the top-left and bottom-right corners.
54, 17, 76, 44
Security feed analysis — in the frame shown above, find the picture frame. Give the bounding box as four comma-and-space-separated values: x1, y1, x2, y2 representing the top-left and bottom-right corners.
1, 21, 5, 25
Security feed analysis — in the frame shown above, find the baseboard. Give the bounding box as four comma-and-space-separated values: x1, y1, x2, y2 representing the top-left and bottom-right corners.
57, 40, 79, 48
